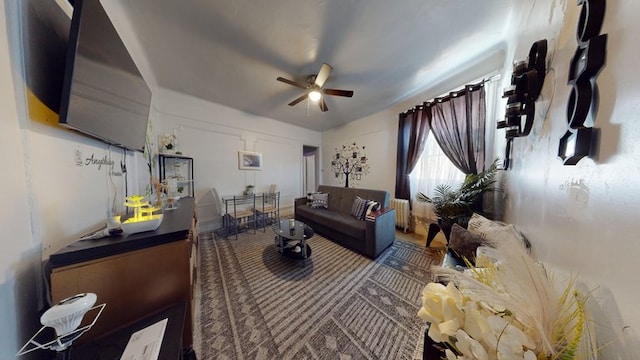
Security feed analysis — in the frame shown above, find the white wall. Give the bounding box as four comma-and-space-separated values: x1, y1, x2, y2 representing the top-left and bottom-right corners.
151, 88, 321, 228
321, 108, 401, 192
0, 1, 42, 357
498, 0, 640, 353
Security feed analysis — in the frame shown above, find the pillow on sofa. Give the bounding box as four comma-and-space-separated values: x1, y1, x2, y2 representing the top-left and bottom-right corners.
306, 192, 317, 205
310, 193, 328, 208
365, 200, 380, 217
466, 213, 529, 249
350, 196, 369, 220
448, 223, 488, 263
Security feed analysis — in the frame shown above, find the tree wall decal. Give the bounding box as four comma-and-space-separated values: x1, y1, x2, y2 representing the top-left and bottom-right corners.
331, 142, 370, 188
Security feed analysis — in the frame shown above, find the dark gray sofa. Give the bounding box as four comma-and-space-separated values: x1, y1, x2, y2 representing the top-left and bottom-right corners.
294, 185, 396, 258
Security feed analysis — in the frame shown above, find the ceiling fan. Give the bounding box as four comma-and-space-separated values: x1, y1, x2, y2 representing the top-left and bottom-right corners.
277, 63, 354, 112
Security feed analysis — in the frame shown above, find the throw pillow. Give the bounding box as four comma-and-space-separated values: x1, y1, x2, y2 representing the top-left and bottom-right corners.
448, 223, 488, 264
306, 192, 316, 205
310, 193, 328, 209
365, 200, 380, 217
467, 213, 529, 249
350, 196, 369, 220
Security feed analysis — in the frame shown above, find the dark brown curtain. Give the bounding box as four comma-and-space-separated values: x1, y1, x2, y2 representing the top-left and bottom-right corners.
395, 104, 431, 200
429, 83, 486, 174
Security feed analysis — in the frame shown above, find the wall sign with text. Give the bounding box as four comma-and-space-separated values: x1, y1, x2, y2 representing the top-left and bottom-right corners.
75, 148, 123, 176
558, 0, 607, 165
498, 39, 548, 169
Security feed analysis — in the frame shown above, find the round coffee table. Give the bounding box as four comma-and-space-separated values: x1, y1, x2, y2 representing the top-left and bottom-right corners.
272, 219, 314, 260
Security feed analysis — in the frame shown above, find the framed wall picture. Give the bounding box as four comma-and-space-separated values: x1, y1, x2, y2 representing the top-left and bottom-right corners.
238, 151, 263, 170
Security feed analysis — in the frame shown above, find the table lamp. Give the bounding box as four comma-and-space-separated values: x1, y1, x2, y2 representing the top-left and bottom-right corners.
17, 293, 105, 360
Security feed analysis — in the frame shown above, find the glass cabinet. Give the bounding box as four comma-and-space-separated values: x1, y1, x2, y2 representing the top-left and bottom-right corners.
159, 154, 194, 198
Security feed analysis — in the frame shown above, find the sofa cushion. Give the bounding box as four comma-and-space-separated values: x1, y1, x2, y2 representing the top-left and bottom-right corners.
467, 213, 529, 249
295, 203, 320, 219
296, 206, 366, 240
448, 223, 488, 263
317, 185, 389, 213
353, 189, 389, 207
350, 196, 369, 220
315, 186, 348, 212
323, 211, 366, 239
365, 200, 380, 216
310, 192, 328, 208
306, 192, 318, 205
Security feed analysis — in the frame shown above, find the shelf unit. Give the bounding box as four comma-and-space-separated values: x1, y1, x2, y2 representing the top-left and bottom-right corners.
159, 154, 194, 198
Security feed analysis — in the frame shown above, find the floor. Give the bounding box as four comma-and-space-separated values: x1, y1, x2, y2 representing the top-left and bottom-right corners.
395, 229, 426, 246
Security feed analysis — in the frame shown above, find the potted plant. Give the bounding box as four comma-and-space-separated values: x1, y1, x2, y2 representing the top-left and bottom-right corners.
244, 185, 254, 196
416, 159, 500, 237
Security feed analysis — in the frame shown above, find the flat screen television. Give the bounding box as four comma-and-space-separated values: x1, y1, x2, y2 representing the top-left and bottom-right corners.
59, 0, 151, 152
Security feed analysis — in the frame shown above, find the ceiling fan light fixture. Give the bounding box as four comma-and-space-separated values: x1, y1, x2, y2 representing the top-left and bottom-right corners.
308, 90, 322, 102
277, 63, 352, 112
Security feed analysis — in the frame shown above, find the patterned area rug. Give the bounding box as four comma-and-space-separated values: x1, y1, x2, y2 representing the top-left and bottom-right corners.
194, 230, 442, 360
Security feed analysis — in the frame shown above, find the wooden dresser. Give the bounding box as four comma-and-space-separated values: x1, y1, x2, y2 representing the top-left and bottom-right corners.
48, 197, 199, 347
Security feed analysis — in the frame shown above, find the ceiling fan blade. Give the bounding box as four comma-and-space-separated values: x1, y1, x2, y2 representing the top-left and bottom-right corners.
314, 63, 333, 87
277, 76, 306, 89
323, 88, 354, 97
319, 98, 328, 112
288, 93, 308, 106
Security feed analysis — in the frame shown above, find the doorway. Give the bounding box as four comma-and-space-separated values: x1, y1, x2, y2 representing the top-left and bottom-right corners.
303, 145, 319, 195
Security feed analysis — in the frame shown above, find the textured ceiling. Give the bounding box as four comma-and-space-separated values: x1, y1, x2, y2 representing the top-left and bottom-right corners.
110, 0, 515, 131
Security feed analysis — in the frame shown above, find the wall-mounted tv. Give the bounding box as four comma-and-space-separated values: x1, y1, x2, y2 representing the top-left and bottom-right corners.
59, 0, 151, 152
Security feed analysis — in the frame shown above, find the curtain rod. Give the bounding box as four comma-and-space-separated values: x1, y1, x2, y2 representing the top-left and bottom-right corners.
401, 73, 501, 115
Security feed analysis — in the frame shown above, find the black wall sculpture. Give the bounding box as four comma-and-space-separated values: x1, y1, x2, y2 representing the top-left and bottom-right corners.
498, 39, 548, 169
558, 0, 607, 165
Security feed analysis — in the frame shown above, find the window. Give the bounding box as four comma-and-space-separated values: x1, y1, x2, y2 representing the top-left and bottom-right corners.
409, 74, 499, 222
410, 136, 465, 221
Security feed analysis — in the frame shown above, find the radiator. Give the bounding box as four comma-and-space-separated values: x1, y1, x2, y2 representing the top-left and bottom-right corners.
390, 198, 410, 232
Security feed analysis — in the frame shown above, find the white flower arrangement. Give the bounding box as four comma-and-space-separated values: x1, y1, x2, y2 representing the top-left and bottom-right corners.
419, 238, 597, 360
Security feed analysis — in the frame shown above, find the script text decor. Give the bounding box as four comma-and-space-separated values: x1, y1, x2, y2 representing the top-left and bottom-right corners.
558, 0, 607, 165
498, 39, 547, 169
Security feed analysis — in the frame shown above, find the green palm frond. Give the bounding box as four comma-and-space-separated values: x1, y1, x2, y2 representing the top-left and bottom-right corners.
416, 159, 501, 227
